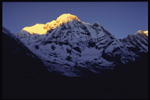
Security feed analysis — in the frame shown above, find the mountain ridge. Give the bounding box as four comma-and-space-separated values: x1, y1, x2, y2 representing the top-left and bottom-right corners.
11, 13, 149, 77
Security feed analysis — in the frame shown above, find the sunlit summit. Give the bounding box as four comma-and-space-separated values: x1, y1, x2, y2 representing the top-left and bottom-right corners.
22, 13, 80, 35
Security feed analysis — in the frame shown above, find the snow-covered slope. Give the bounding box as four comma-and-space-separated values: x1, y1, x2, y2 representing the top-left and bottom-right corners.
14, 13, 148, 77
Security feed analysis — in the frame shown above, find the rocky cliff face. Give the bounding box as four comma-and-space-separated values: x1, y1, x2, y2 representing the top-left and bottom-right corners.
13, 13, 148, 77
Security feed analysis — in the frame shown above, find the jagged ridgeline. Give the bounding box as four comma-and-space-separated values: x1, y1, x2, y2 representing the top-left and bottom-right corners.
12, 13, 148, 77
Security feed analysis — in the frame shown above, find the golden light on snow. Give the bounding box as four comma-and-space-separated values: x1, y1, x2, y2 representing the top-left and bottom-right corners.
144, 30, 148, 36
137, 30, 148, 36
21, 13, 80, 35
22, 24, 46, 35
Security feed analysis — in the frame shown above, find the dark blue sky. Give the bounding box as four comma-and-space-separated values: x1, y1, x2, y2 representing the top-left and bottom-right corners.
3, 2, 148, 38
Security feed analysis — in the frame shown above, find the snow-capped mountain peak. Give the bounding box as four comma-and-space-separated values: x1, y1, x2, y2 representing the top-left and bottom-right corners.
144, 30, 148, 36
56, 13, 81, 23
136, 30, 148, 36
14, 13, 148, 77
21, 13, 81, 35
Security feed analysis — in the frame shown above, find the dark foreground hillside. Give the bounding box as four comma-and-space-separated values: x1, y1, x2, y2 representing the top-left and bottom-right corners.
2, 31, 148, 99
2, 53, 148, 99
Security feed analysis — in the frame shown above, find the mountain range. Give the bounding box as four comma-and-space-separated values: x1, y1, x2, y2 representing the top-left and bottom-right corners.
3, 13, 148, 77
2, 13, 148, 99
